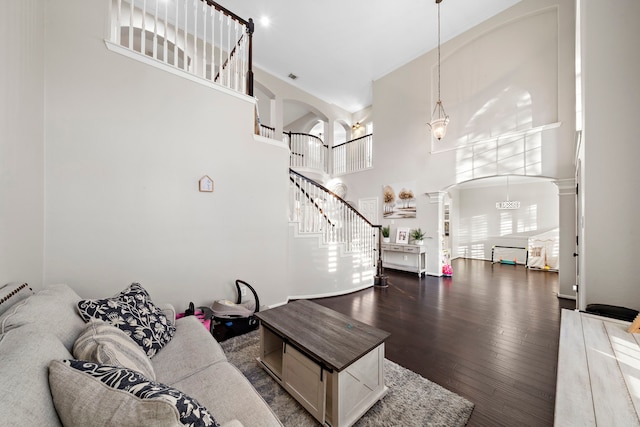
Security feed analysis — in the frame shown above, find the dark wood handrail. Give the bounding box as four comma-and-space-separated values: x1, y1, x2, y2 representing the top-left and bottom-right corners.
207, 1, 250, 26
289, 169, 379, 229
285, 131, 329, 149
289, 174, 334, 227
332, 133, 373, 150
213, 33, 246, 82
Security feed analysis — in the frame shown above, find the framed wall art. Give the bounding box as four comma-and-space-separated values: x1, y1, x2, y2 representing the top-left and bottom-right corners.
383, 181, 417, 218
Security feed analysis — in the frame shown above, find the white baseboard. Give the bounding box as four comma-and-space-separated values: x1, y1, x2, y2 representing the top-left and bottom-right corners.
557, 293, 576, 300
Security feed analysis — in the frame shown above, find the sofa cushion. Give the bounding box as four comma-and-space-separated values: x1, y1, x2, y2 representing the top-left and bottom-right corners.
77, 283, 176, 358
0, 329, 72, 426
49, 360, 219, 427
0, 283, 85, 350
73, 320, 156, 380
153, 316, 227, 385
170, 361, 282, 427
0, 282, 34, 316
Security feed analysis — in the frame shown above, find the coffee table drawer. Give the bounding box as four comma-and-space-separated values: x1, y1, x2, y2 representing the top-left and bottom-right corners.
283, 344, 326, 423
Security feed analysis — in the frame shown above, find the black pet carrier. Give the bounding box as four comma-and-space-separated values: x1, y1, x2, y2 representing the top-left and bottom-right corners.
210, 280, 260, 342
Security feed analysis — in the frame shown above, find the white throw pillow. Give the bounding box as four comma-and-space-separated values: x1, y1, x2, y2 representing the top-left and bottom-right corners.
73, 320, 156, 380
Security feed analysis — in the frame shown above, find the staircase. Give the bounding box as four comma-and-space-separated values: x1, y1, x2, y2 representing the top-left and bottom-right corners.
287, 169, 378, 298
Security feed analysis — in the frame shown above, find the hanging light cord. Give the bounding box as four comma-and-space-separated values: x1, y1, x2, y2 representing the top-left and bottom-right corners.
437, 0, 441, 103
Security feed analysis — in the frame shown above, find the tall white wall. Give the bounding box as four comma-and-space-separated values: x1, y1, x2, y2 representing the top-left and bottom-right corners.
579, 0, 640, 310
0, 1, 45, 287
340, 0, 576, 287
43, 0, 291, 308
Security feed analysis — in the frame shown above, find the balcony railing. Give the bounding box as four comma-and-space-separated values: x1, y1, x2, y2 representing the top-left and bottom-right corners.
285, 132, 329, 174
259, 124, 275, 139
332, 134, 373, 176
108, 0, 253, 96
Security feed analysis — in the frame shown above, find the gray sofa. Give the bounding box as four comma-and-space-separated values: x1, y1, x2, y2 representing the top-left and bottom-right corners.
0, 283, 282, 427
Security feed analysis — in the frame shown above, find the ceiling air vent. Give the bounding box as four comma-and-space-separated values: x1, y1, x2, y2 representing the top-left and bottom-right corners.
288, 73, 298, 80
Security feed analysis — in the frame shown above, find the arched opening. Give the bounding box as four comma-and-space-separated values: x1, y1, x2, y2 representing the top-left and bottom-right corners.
444, 175, 559, 270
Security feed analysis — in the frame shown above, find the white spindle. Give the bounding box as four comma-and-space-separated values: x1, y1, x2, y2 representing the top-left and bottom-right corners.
153, 0, 158, 59
163, 0, 168, 63
141, 0, 146, 55
234, 20, 240, 90
218, 12, 223, 82
193, 0, 198, 75
129, 0, 134, 49
174, 0, 179, 67
226, 15, 231, 87
210, 6, 215, 81
183, 0, 188, 71
202, 1, 207, 78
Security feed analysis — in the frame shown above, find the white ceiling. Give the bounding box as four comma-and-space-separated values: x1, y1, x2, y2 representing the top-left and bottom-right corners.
215, 0, 522, 113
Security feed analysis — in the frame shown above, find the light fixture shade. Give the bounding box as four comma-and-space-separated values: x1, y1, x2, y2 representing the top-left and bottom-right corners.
429, 116, 449, 140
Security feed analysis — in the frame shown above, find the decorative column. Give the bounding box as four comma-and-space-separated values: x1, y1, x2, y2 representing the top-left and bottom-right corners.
426, 191, 447, 276
555, 178, 577, 302
272, 97, 283, 142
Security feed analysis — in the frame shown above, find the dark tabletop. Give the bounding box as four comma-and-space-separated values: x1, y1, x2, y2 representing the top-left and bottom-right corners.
256, 299, 390, 372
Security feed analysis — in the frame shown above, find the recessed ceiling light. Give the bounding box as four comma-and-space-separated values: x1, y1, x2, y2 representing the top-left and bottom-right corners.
260, 16, 270, 27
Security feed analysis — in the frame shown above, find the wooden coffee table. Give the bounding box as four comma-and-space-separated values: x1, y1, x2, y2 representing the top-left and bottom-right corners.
256, 300, 390, 427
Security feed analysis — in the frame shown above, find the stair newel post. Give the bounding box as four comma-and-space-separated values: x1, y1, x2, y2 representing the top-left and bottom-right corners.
374, 225, 389, 287
246, 17, 254, 96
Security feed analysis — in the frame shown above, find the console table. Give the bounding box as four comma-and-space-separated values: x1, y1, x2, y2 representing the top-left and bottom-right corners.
381, 243, 426, 276
256, 300, 390, 427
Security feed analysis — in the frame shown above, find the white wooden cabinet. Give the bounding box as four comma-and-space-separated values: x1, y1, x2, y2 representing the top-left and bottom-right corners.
381, 243, 426, 276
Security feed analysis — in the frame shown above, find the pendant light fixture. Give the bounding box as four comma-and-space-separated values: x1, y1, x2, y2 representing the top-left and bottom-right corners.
428, 0, 449, 140
496, 176, 521, 210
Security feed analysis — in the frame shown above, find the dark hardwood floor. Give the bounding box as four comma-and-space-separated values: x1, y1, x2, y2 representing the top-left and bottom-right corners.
311, 258, 575, 427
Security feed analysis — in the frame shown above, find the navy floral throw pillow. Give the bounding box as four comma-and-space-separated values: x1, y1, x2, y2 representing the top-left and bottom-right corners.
63, 360, 219, 427
77, 283, 176, 357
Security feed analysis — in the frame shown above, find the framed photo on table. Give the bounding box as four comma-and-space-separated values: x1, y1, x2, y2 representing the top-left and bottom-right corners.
396, 227, 410, 244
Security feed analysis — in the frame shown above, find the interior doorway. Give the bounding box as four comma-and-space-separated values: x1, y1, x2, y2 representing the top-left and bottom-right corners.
358, 197, 379, 225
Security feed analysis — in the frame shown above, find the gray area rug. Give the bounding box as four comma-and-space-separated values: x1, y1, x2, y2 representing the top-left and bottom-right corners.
220, 330, 474, 427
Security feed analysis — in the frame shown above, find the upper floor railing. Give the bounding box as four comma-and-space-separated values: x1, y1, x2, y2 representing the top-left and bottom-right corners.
285, 132, 329, 174
282, 132, 374, 177
109, 0, 253, 96
332, 134, 373, 176
259, 124, 275, 139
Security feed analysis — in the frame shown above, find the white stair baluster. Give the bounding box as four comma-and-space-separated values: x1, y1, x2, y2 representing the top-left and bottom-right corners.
128, 0, 134, 49
209, 6, 215, 81
183, 0, 188, 71
163, 0, 168, 64
152, 0, 158, 60
202, 1, 207, 78
174, 0, 179, 67
141, 0, 146, 55
192, 0, 198, 76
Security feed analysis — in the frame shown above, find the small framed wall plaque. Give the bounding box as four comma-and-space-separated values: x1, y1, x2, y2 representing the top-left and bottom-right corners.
199, 175, 214, 192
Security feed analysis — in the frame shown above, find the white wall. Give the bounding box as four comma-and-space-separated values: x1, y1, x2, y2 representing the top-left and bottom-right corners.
43, 0, 291, 308
579, 0, 640, 310
0, 1, 45, 288
456, 180, 559, 261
